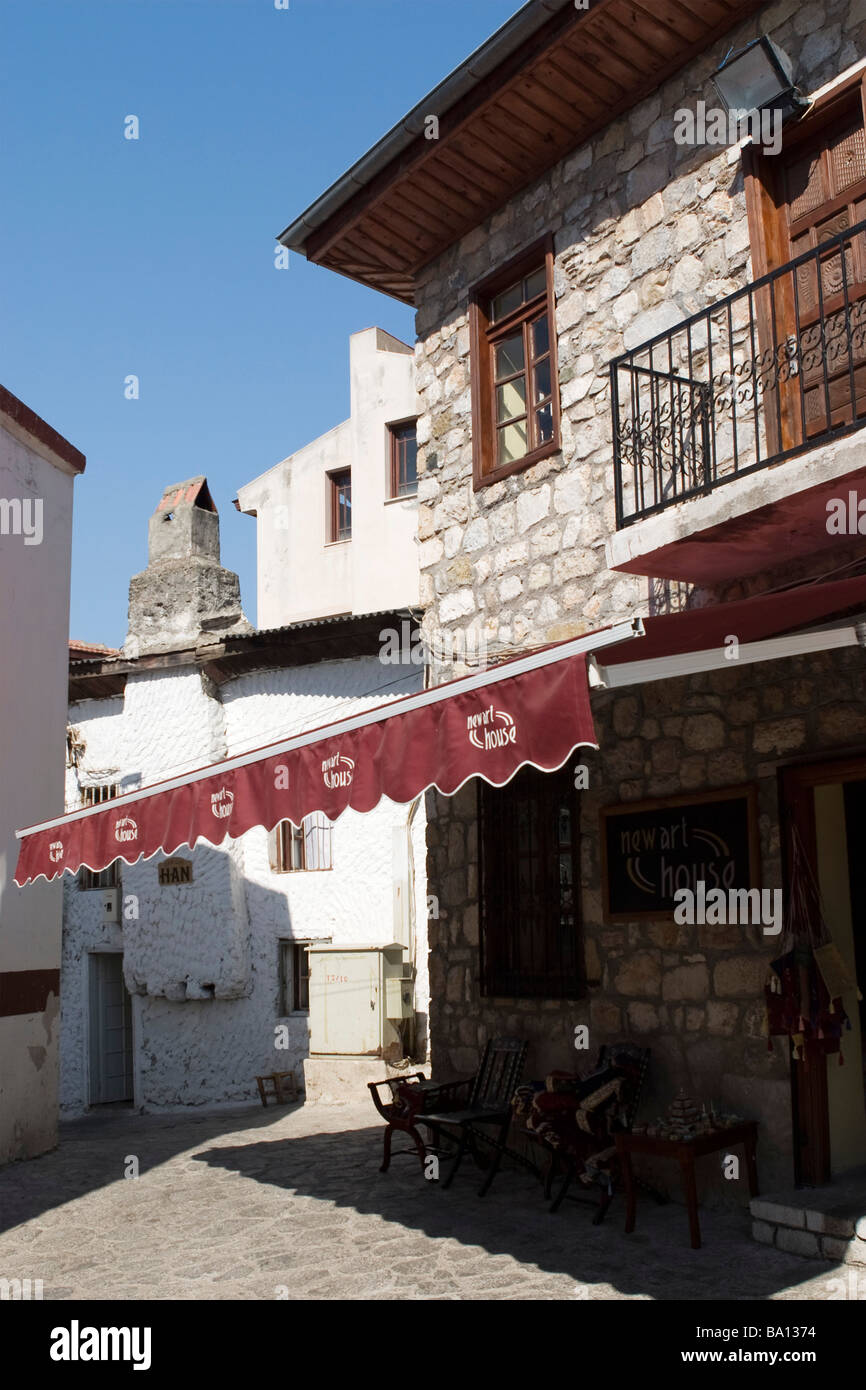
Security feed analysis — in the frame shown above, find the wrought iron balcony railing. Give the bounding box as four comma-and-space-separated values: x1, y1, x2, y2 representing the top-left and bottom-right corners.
610, 217, 866, 529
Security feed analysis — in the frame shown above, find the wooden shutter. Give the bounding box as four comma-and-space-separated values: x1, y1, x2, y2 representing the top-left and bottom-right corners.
303, 812, 332, 870
745, 75, 866, 448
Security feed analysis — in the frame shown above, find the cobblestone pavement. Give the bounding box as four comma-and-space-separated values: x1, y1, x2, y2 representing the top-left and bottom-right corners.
0, 1102, 853, 1300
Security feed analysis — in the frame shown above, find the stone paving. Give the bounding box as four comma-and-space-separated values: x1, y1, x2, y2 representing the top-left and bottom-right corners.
0, 1101, 856, 1300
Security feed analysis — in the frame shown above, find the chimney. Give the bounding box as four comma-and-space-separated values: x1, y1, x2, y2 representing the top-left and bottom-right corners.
125, 477, 252, 656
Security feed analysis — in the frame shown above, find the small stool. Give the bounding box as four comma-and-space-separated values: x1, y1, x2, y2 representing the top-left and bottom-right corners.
256, 1070, 299, 1106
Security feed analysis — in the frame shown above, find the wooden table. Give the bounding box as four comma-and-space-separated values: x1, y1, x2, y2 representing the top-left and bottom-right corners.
615, 1122, 759, 1249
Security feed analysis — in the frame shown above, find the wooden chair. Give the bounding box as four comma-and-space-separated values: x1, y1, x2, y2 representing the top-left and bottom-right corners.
255, 1070, 299, 1106
420, 1036, 529, 1197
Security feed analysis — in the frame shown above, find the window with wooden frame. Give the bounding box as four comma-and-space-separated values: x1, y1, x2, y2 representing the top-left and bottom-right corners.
743, 70, 866, 451
478, 763, 583, 1000
78, 784, 120, 890
388, 420, 418, 498
279, 940, 310, 1014
470, 237, 560, 488
327, 468, 352, 542
269, 812, 333, 873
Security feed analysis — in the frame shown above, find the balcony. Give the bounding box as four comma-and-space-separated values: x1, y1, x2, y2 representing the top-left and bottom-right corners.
608, 219, 866, 584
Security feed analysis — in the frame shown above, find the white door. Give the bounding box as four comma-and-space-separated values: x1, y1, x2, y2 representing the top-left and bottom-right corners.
88, 953, 133, 1104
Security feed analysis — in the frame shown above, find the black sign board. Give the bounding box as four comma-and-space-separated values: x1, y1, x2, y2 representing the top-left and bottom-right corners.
600, 784, 759, 922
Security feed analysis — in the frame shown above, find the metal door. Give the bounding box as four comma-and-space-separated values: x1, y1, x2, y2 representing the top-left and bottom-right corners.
309, 950, 380, 1055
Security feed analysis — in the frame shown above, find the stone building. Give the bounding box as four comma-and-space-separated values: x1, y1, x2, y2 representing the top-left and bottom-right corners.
59, 333, 427, 1113
281, 0, 866, 1239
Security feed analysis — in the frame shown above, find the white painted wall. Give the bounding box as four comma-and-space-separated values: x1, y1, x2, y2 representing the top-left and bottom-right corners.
60, 655, 428, 1113
237, 327, 419, 626
0, 407, 78, 1162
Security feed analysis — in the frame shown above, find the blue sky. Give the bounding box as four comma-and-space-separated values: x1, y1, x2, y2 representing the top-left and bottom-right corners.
0, 0, 516, 645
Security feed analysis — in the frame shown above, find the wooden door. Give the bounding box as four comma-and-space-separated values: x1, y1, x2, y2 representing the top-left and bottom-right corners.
745, 76, 866, 452
781, 114, 866, 437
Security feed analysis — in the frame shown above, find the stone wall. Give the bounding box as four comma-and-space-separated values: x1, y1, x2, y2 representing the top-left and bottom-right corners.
426, 644, 866, 1194
413, 0, 866, 1198
413, 0, 865, 674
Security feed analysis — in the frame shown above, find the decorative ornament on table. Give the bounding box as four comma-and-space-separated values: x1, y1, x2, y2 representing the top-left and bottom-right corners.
665, 1089, 701, 1140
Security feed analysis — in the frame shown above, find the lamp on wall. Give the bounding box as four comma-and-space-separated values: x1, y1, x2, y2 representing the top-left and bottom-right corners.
712, 36, 810, 126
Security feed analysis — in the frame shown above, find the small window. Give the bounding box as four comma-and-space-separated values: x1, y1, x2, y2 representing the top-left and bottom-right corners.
328, 468, 352, 542
79, 784, 121, 890
269, 812, 333, 873
279, 940, 310, 1015
470, 237, 560, 487
389, 421, 418, 497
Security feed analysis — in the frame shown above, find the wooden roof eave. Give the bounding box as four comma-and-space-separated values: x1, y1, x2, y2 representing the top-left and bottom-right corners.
303, 0, 768, 304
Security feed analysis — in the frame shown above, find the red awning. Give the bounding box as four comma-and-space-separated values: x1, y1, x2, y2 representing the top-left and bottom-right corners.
15, 622, 640, 885
601, 575, 866, 666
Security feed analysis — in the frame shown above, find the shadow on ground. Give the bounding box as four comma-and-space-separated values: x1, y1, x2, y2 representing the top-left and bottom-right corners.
189, 1114, 837, 1301
0, 1103, 292, 1235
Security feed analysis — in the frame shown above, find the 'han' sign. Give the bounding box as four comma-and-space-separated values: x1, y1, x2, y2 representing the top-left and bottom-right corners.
158, 857, 193, 886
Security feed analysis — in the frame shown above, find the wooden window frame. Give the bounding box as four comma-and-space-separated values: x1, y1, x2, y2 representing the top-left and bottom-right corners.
274, 820, 305, 873
327, 468, 352, 543
387, 418, 418, 499
278, 940, 310, 1015
293, 943, 310, 1013
469, 234, 561, 490
478, 763, 584, 1001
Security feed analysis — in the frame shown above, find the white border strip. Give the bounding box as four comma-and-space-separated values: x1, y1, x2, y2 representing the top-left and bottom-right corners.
18, 618, 643, 839
596, 624, 857, 688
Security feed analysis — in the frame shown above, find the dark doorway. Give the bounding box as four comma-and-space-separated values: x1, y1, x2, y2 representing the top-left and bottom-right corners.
843, 779, 866, 1131
781, 758, 866, 1185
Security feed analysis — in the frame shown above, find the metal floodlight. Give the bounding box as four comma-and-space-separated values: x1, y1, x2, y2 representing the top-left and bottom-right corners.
712, 36, 810, 126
